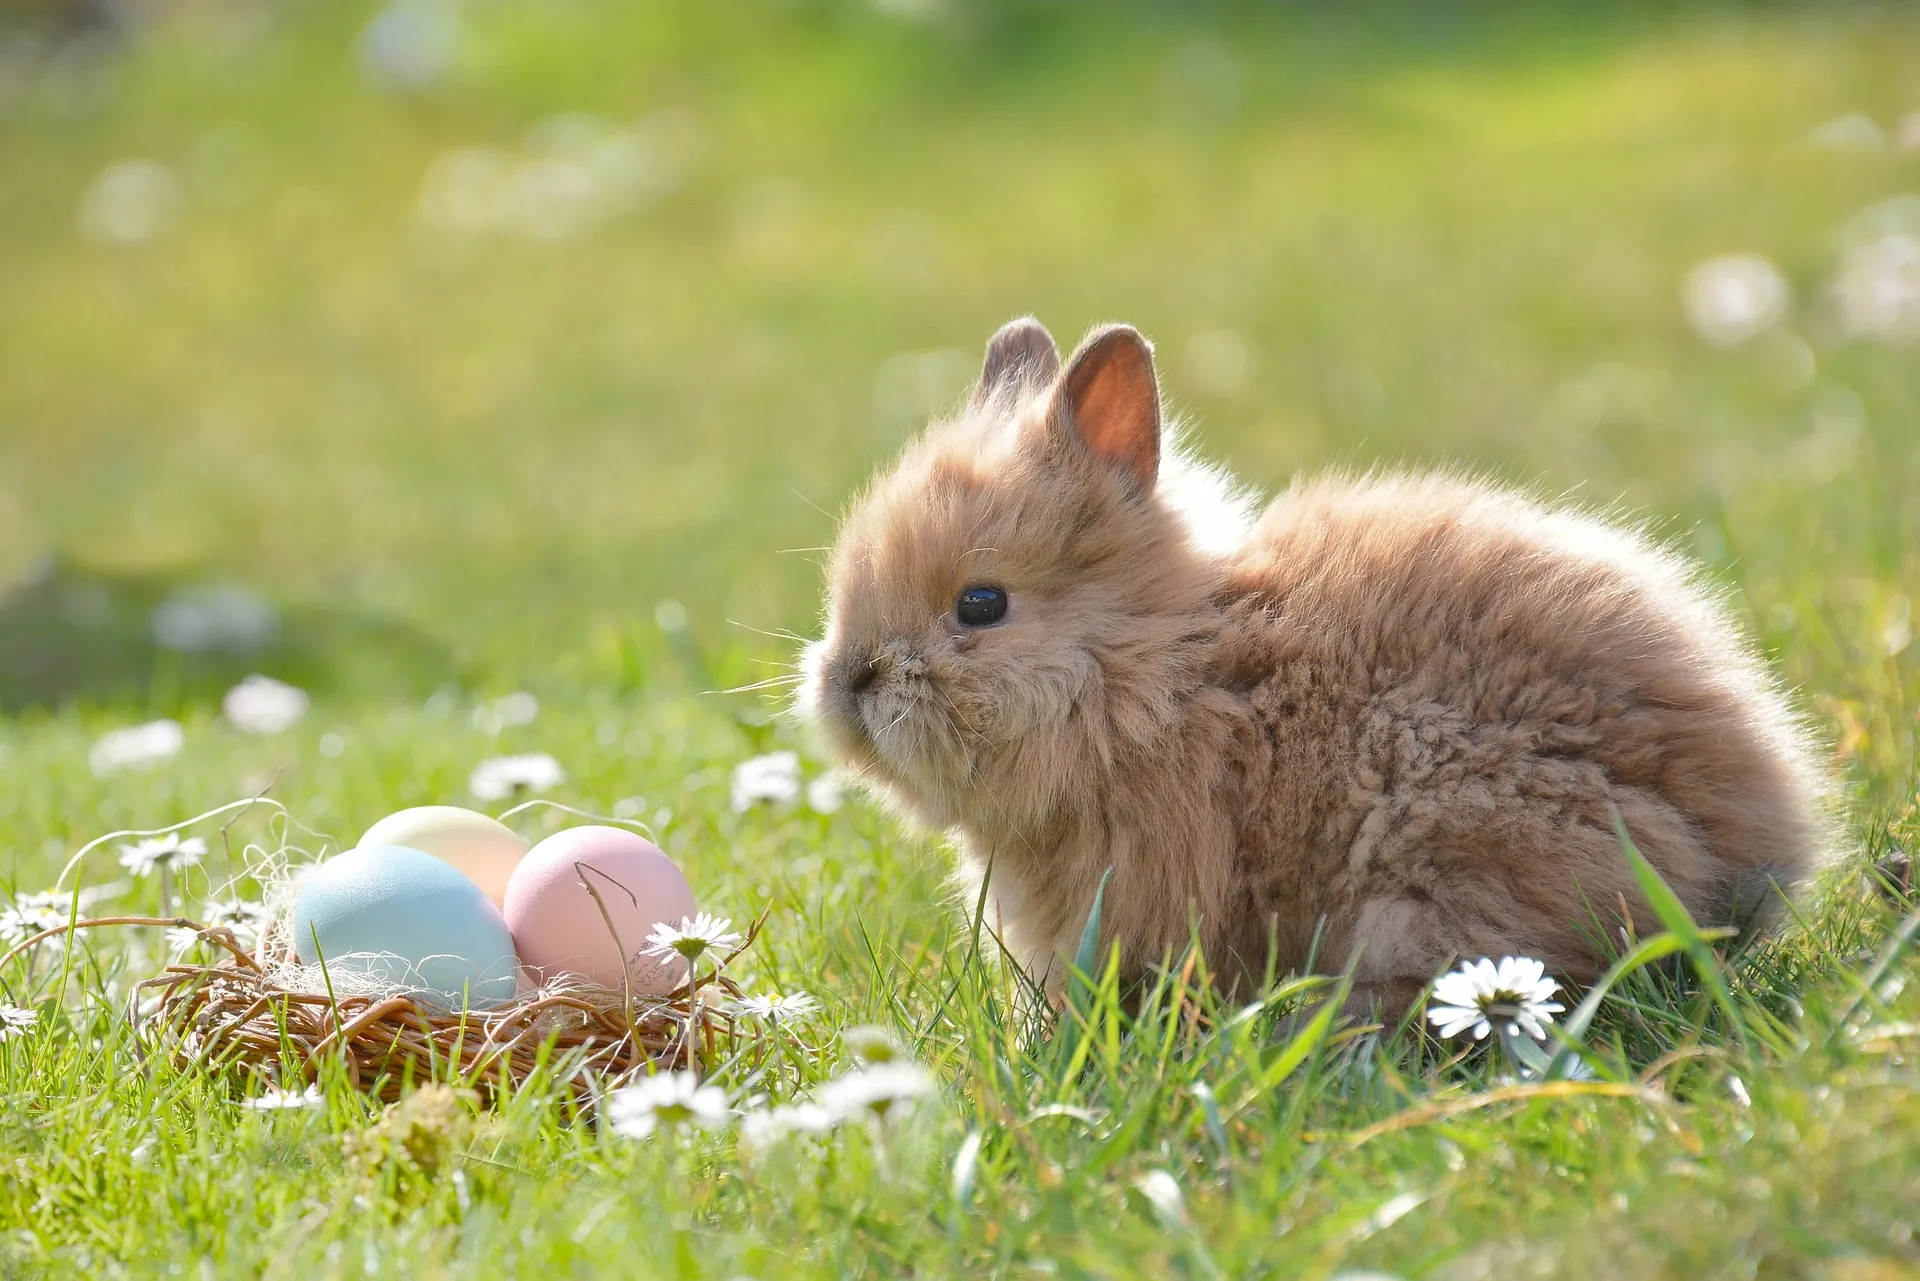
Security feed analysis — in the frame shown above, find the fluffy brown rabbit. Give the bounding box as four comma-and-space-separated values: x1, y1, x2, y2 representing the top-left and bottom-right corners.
800, 317, 1829, 1017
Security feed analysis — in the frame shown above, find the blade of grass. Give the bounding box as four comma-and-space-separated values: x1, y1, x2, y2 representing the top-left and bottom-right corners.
1226, 974, 1349, 1121
1052, 867, 1113, 1080
1613, 809, 1747, 1050
1825, 901, 1920, 1051
1542, 932, 1692, 1079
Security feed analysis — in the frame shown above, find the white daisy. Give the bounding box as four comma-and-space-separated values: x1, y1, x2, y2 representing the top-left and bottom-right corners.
605, 1070, 729, 1139
468, 753, 566, 801
738, 1101, 835, 1150
731, 990, 818, 1025
222, 675, 310, 735
818, 1060, 933, 1125
241, 1083, 323, 1111
0, 1004, 38, 1042
641, 913, 743, 967
166, 925, 204, 957
1426, 956, 1566, 1042
730, 751, 800, 811
117, 834, 208, 879
89, 719, 184, 776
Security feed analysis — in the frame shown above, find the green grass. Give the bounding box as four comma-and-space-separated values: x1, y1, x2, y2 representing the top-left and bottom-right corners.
3, 1, 1920, 1275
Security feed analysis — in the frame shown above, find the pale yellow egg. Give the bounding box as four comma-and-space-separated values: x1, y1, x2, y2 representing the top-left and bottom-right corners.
357, 806, 529, 907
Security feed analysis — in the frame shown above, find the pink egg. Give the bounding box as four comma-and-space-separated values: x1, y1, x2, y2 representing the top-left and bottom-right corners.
503, 826, 695, 994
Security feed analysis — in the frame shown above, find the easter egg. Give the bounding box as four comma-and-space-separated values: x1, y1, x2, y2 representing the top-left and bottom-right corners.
293, 844, 519, 1010
357, 806, 529, 907
503, 826, 695, 994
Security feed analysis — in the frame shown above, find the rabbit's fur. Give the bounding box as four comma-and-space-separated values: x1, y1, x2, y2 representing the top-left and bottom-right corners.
801, 318, 1828, 1015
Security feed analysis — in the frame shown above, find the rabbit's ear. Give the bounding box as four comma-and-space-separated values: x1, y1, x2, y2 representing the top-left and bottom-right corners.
972, 316, 1061, 411
1055, 324, 1160, 491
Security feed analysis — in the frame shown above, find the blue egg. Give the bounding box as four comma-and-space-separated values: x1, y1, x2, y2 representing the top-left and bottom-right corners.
293, 844, 519, 1011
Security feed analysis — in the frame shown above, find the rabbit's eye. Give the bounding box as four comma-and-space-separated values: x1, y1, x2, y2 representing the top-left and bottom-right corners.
955, 586, 1008, 627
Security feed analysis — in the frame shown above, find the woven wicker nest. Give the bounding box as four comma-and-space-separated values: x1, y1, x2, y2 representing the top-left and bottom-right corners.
2, 913, 759, 1106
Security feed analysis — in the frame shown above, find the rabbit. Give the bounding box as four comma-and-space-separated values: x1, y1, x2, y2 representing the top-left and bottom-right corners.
799, 317, 1831, 1018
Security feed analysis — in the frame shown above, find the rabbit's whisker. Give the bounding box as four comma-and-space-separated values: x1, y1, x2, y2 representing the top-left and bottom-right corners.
710, 675, 806, 695
725, 619, 813, 644
873, 704, 914, 741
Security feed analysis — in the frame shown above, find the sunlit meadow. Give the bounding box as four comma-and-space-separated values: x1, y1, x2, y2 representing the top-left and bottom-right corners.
2, 1, 1920, 1276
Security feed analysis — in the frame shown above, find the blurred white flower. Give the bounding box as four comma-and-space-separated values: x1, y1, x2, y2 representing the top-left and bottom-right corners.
418, 145, 513, 233
805, 774, 844, 814
77, 160, 185, 246
1133, 1169, 1190, 1228
0, 906, 59, 946
1832, 232, 1920, 342
739, 1101, 834, 1150
166, 925, 204, 957
1529, 1053, 1598, 1084
543, 109, 694, 209
223, 675, 310, 735
241, 1083, 323, 1111
642, 913, 742, 967
1427, 956, 1565, 1042
471, 691, 539, 735
507, 157, 601, 240
1185, 328, 1253, 397
1, 894, 71, 944
417, 111, 695, 241
1899, 111, 1920, 153
841, 1024, 904, 1064
654, 599, 688, 632
90, 720, 184, 776
204, 898, 274, 946
468, 753, 565, 801
0, 887, 116, 945
151, 585, 279, 653
606, 1070, 729, 1138
1808, 112, 1885, 150
731, 751, 800, 811
819, 1061, 934, 1125
118, 834, 208, 879
359, 0, 460, 92
872, 0, 946, 20
188, 122, 271, 209
1682, 254, 1790, 346
0, 1005, 38, 1043
732, 990, 818, 1025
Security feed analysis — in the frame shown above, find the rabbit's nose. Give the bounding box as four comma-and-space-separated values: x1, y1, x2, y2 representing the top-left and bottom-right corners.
843, 655, 880, 695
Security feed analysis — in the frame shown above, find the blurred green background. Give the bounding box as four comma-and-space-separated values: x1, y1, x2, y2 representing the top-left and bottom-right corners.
1, 0, 1916, 741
